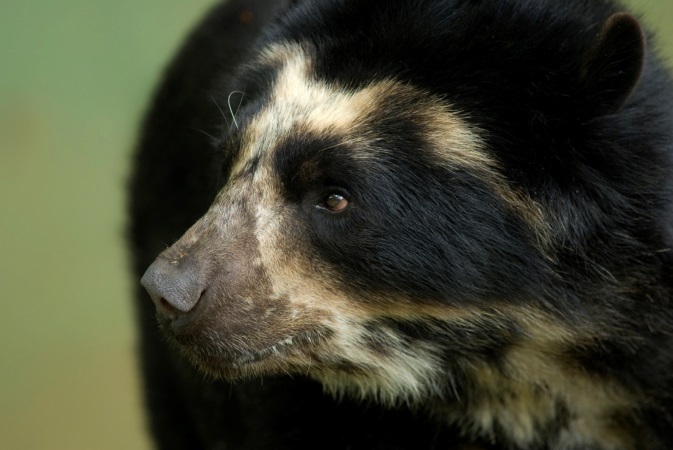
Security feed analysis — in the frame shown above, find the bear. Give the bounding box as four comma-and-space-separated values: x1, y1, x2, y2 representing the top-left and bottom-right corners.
128, 0, 673, 448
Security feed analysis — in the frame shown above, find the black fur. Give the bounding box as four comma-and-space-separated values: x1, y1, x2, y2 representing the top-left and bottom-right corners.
129, 0, 673, 448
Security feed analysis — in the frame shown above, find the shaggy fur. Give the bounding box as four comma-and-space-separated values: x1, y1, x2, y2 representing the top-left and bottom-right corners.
129, 0, 673, 448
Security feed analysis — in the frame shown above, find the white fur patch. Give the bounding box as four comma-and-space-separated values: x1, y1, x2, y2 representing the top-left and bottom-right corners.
310, 316, 445, 406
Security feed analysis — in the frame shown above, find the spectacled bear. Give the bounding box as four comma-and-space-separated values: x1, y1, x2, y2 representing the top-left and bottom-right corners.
128, 0, 673, 448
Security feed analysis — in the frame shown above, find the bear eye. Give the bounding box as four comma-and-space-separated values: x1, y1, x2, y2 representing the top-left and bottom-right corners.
321, 193, 349, 213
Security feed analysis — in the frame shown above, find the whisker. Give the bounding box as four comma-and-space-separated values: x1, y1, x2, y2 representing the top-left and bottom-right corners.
192, 127, 218, 141
211, 96, 230, 127
315, 140, 352, 154
228, 91, 246, 130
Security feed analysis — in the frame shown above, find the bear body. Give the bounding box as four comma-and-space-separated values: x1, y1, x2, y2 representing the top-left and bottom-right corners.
129, 0, 673, 448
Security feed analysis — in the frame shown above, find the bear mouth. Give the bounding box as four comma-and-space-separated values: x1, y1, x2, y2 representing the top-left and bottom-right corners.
228, 334, 306, 366
171, 327, 332, 378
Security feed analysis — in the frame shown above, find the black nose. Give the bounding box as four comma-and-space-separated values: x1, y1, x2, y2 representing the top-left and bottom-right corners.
140, 257, 205, 319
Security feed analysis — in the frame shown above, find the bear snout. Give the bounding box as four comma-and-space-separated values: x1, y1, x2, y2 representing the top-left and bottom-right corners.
141, 255, 206, 320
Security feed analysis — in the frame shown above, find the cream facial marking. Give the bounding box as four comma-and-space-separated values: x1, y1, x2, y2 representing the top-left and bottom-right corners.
230, 42, 550, 244
451, 311, 637, 449
239, 43, 493, 170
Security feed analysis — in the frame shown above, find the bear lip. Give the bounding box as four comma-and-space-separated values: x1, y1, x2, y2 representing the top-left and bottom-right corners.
171, 328, 331, 378
225, 329, 327, 366
228, 337, 297, 366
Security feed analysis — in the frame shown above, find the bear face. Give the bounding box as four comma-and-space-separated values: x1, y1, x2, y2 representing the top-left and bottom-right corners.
142, 42, 548, 396
135, 0, 673, 448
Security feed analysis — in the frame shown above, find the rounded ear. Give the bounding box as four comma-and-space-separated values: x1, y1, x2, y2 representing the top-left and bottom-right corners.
580, 13, 646, 114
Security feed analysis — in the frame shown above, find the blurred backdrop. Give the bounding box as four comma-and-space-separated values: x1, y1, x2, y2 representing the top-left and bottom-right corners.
0, 1, 671, 449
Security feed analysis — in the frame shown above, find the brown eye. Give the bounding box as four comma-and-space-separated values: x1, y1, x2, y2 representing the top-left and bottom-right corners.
322, 193, 349, 213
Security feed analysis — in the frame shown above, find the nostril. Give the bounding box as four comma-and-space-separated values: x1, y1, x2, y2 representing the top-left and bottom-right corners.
159, 297, 175, 312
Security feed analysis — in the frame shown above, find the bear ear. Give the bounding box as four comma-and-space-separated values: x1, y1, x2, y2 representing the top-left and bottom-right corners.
580, 13, 646, 114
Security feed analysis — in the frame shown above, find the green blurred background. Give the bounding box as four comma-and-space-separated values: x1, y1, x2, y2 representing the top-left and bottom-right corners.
0, 1, 671, 449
